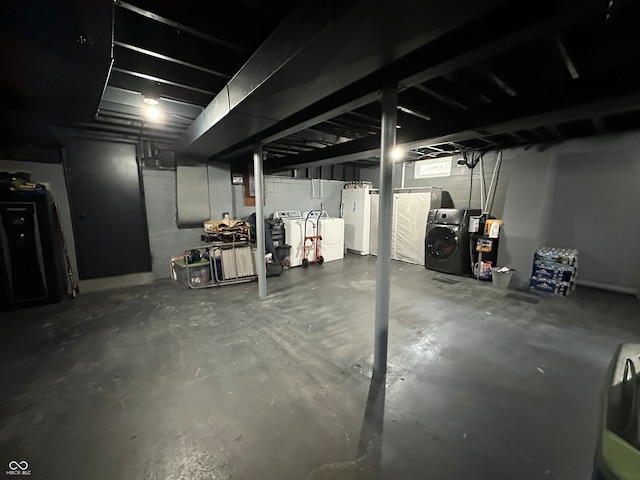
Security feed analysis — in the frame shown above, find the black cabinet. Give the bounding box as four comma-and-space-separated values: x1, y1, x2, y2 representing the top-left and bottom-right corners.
0, 189, 66, 310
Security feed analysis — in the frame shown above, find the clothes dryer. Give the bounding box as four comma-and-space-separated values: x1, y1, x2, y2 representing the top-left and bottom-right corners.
303, 211, 345, 263
425, 208, 481, 275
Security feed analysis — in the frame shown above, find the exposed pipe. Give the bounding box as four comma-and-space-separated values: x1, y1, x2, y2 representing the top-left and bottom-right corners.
479, 153, 486, 213
484, 152, 497, 212
374, 86, 397, 375
400, 161, 406, 188
485, 150, 503, 214
468, 161, 473, 208
253, 145, 267, 298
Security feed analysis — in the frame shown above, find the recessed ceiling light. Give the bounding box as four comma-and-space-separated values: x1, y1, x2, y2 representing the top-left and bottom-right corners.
144, 105, 163, 122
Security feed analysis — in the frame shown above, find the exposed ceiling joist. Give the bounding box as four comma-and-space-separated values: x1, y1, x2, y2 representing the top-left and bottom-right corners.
111, 67, 216, 96
265, 91, 640, 171
113, 41, 231, 80
114, 0, 248, 53
176, 0, 507, 158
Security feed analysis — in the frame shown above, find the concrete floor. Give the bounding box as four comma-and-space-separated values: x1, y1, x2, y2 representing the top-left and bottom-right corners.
1, 254, 640, 480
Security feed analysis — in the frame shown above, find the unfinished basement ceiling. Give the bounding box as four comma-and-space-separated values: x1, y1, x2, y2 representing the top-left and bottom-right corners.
2, 0, 640, 172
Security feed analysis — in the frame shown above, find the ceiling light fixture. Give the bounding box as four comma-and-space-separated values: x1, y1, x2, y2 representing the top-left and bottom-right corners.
144, 105, 163, 123
142, 96, 163, 122
390, 146, 405, 162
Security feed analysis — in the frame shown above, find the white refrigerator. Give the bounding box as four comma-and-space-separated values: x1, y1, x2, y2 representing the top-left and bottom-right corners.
340, 187, 371, 255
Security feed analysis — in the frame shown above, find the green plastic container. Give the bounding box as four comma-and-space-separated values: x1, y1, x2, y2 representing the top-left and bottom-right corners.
172, 258, 211, 287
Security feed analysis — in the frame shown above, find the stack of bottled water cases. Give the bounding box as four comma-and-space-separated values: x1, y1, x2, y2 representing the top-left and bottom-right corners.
529, 246, 578, 296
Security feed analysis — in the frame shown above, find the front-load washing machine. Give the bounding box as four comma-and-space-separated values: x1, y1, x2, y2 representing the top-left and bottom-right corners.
303, 211, 345, 263
425, 208, 481, 275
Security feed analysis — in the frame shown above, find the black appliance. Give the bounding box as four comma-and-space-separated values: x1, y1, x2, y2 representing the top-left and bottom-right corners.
425, 208, 481, 275
0, 188, 66, 310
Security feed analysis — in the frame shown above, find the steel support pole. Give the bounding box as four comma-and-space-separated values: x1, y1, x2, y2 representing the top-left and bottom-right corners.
253, 145, 267, 298
374, 86, 397, 375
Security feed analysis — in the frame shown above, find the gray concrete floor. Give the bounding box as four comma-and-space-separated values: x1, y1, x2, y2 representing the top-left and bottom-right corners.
1, 254, 640, 480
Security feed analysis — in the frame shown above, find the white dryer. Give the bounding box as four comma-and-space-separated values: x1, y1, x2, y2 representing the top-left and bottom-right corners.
303, 211, 345, 264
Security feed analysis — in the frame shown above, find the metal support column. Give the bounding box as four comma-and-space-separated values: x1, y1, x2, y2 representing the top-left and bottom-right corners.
373, 86, 397, 375
253, 145, 267, 298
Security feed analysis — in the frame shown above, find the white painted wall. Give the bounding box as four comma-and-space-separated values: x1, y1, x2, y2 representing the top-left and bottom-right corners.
232, 176, 346, 219
0, 160, 78, 278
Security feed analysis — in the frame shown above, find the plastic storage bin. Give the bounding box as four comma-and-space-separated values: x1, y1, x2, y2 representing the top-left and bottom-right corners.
172, 258, 211, 287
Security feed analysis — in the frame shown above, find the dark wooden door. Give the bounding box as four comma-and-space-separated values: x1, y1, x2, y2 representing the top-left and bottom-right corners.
64, 138, 151, 279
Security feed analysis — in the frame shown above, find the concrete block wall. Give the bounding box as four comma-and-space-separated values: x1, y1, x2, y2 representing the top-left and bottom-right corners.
232, 176, 346, 219
360, 151, 508, 217
359, 131, 640, 293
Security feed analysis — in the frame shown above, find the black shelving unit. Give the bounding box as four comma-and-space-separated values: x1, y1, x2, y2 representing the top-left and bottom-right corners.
470, 233, 500, 281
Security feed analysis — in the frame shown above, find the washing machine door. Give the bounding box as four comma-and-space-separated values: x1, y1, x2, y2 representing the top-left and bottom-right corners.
426, 226, 459, 259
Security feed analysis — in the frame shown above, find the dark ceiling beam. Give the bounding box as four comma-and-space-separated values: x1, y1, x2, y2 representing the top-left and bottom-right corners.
176, 0, 508, 157
265, 92, 640, 171
443, 73, 493, 105
114, 0, 248, 54
412, 84, 468, 110
555, 36, 580, 79
427, 145, 448, 152
398, 105, 432, 122
98, 99, 198, 125
267, 142, 315, 152
400, 2, 605, 90
591, 116, 605, 134
240, 0, 610, 163
113, 41, 231, 80
545, 124, 565, 139
264, 146, 303, 155
481, 67, 518, 97
405, 93, 640, 150
468, 134, 498, 146
69, 122, 181, 141
111, 67, 216, 96
324, 119, 377, 136
289, 129, 350, 146
94, 113, 188, 133
344, 110, 381, 126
